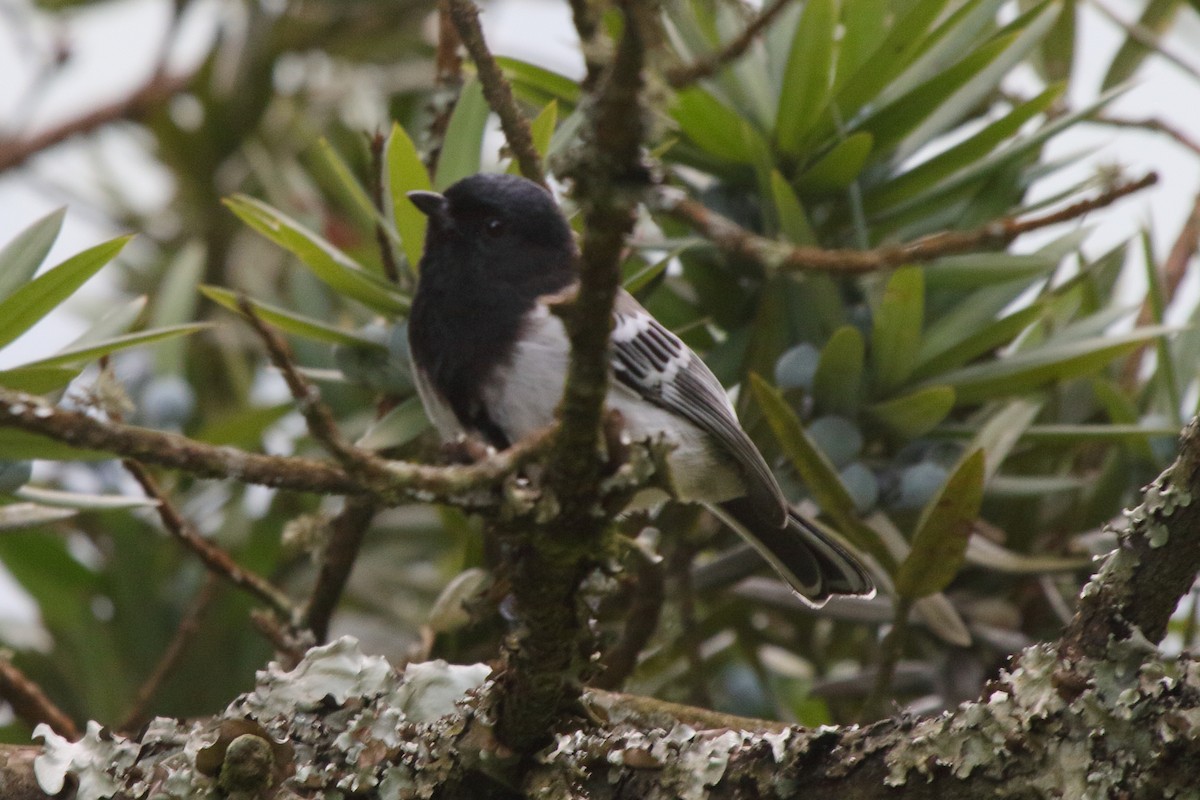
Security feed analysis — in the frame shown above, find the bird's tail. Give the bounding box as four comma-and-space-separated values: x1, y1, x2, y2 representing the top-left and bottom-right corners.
709, 498, 875, 607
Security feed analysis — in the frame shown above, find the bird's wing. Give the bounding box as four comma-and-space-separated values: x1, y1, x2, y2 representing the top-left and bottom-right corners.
610, 291, 787, 528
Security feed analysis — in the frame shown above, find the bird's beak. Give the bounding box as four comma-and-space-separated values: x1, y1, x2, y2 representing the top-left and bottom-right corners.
407, 190, 448, 224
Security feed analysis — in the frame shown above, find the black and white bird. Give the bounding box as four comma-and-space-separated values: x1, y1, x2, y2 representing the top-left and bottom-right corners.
406, 173, 873, 606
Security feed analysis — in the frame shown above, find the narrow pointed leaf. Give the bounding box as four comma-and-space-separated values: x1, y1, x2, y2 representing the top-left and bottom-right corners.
797, 133, 873, 192
749, 374, 891, 567
930, 327, 1175, 405
871, 267, 924, 393
17, 324, 210, 370
15, 485, 158, 510
769, 170, 816, 244
435, 79, 489, 190
813, 325, 865, 414
867, 385, 955, 438
385, 123, 433, 271
200, 286, 386, 349
775, 0, 836, 154
357, 396, 431, 450
0, 367, 77, 393
225, 195, 408, 314
0, 236, 131, 351
0, 208, 65, 301
894, 449, 985, 599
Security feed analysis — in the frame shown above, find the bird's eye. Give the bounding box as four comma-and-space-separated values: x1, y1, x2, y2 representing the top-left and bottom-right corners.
484, 218, 505, 237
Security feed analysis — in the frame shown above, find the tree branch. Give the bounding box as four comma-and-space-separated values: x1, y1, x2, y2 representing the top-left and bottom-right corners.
124, 461, 294, 616
0, 387, 554, 506
0, 656, 77, 740
444, 0, 547, 187
1060, 416, 1200, 661
0, 72, 192, 174
661, 172, 1158, 274
299, 496, 379, 642
491, 0, 655, 753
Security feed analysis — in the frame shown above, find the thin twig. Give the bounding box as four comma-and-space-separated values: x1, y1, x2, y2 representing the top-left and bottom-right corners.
119, 573, 221, 733
124, 460, 294, 616
661, 172, 1159, 274
237, 297, 368, 475
0, 72, 192, 174
0, 386, 555, 507
593, 555, 665, 690
300, 496, 379, 643
1094, 114, 1200, 158
1121, 190, 1200, 389
369, 130, 402, 284
250, 610, 312, 671
0, 655, 78, 739
444, 0, 547, 187
860, 596, 914, 721
665, 0, 794, 88
425, 0, 465, 171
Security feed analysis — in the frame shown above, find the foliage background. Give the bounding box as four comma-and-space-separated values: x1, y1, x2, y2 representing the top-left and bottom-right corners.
0, 0, 1199, 744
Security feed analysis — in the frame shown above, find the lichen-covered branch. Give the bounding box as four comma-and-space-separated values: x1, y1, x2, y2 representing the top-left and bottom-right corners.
1060, 417, 1200, 661
7, 634, 1200, 799
490, 0, 655, 753
660, 172, 1158, 274
0, 387, 554, 507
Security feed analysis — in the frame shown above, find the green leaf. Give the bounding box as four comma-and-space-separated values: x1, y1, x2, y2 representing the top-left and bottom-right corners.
923, 252, 1060, 291
151, 241, 206, 373
356, 396, 431, 450
867, 84, 1063, 212
1101, 0, 1184, 90
312, 137, 390, 257
966, 398, 1042, 482
913, 302, 1044, 380
797, 133, 873, 192
0, 208, 65, 301
0, 367, 77, 393
508, 100, 557, 176
225, 195, 408, 315
775, 0, 836, 153
813, 325, 865, 414
435, 79, 489, 190
200, 286, 387, 349
894, 449, 985, 599
0, 236, 131, 351
16, 324, 210, 370
768, 170, 816, 244
930, 327, 1175, 405
866, 385, 955, 438
496, 56, 581, 109
0, 429, 112, 461
871, 267, 924, 394
384, 123, 433, 272
673, 88, 769, 165
193, 403, 295, 448
748, 374, 891, 567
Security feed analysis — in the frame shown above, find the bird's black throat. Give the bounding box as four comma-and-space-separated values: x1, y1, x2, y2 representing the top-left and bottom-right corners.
408, 242, 574, 449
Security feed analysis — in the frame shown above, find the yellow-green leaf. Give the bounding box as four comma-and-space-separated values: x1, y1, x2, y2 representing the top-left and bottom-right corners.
894, 449, 985, 598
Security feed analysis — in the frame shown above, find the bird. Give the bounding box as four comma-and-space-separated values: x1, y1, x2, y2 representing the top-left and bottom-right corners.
405, 172, 873, 606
